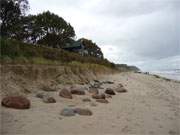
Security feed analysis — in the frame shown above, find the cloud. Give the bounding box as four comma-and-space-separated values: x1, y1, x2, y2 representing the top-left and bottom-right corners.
90, 0, 179, 17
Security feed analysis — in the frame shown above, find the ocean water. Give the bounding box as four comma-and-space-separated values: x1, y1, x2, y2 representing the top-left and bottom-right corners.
150, 69, 180, 81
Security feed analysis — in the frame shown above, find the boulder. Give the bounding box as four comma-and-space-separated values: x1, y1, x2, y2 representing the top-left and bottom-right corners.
71, 89, 85, 95
96, 99, 109, 104
105, 94, 112, 98
92, 94, 106, 99
89, 88, 99, 95
90, 102, 97, 107
74, 108, 93, 116
59, 89, 73, 99
89, 82, 103, 89
94, 80, 100, 83
60, 108, 76, 117
118, 83, 124, 88
105, 88, 116, 95
1, 96, 30, 109
43, 96, 56, 103
36, 92, 46, 99
103, 81, 114, 84
115, 87, 127, 93
82, 98, 91, 102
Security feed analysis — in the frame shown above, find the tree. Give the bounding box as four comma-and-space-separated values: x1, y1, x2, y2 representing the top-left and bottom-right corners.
0, 0, 29, 38
79, 38, 104, 59
22, 11, 75, 48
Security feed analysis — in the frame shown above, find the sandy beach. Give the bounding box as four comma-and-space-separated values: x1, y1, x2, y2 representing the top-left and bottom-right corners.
1, 72, 180, 135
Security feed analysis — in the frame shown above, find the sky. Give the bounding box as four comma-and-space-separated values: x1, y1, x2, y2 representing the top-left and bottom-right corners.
28, 0, 180, 71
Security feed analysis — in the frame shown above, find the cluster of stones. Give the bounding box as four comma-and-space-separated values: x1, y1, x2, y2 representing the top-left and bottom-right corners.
1, 80, 127, 118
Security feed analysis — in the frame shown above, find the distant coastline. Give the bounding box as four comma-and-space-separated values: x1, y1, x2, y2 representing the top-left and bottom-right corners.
150, 69, 180, 81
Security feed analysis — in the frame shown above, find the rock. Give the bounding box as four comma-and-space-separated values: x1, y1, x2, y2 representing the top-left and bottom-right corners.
74, 108, 93, 116
36, 92, 45, 99
60, 108, 76, 117
115, 87, 127, 93
82, 98, 91, 102
103, 81, 114, 84
1, 96, 30, 109
96, 99, 109, 104
43, 96, 56, 103
90, 102, 97, 107
105, 88, 116, 95
89, 82, 102, 89
105, 94, 112, 98
118, 83, 124, 88
59, 89, 73, 99
41, 85, 57, 92
71, 89, 85, 95
92, 94, 106, 99
89, 88, 99, 95
94, 79, 100, 83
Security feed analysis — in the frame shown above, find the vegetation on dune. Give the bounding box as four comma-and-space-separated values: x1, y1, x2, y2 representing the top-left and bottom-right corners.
0, 38, 116, 69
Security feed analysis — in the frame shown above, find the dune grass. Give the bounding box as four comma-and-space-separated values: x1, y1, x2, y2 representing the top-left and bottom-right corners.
0, 38, 116, 69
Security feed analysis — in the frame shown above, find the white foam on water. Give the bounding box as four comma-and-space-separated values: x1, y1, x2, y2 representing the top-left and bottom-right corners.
150, 69, 180, 81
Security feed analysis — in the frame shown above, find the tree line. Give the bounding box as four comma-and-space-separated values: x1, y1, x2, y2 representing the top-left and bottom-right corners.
0, 0, 104, 58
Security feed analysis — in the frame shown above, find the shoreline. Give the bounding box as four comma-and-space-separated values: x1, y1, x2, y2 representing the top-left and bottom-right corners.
150, 72, 180, 82
138, 71, 180, 83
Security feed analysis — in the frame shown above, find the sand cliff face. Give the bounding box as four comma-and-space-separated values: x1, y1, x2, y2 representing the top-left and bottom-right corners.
0, 64, 115, 97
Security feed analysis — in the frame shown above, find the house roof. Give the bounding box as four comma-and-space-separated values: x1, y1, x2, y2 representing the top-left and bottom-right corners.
62, 41, 83, 49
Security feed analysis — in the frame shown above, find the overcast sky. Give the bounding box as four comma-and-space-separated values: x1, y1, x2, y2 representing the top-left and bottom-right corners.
28, 0, 180, 71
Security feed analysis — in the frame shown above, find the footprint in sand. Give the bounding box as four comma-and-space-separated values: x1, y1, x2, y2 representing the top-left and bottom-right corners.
121, 125, 131, 133
111, 124, 116, 128
153, 117, 160, 121
149, 131, 155, 135
159, 125, 163, 128
126, 118, 131, 122
168, 116, 174, 120
169, 130, 178, 135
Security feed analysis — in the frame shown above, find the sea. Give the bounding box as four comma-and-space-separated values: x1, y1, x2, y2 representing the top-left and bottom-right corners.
150, 69, 180, 81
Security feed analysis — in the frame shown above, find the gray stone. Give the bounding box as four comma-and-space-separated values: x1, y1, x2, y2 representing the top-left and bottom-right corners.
115, 87, 127, 93
59, 89, 73, 99
71, 89, 85, 95
36, 92, 45, 99
82, 98, 91, 102
90, 102, 97, 107
96, 99, 109, 104
105, 88, 116, 95
74, 108, 93, 116
92, 94, 106, 99
105, 94, 112, 98
43, 96, 56, 103
60, 108, 76, 117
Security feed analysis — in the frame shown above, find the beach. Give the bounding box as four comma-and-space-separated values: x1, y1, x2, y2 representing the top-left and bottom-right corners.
1, 72, 180, 135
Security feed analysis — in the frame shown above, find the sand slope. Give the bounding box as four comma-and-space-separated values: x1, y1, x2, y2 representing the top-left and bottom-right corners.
1, 72, 180, 135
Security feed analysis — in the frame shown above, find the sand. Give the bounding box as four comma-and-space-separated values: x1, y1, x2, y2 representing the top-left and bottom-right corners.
1, 72, 180, 135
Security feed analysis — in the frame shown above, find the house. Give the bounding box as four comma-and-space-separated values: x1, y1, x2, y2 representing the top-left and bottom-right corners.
62, 41, 88, 56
